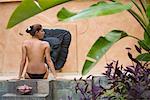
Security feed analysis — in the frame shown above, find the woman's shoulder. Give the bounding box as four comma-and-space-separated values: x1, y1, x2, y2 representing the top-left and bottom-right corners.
22, 40, 34, 48
41, 41, 49, 46
22, 40, 30, 45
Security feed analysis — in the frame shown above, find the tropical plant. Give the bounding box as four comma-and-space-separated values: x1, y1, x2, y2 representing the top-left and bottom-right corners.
102, 48, 150, 99
73, 75, 105, 100
57, 0, 150, 75
7, 0, 150, 75
74, 47, 150, 100
7, 0, 71, 28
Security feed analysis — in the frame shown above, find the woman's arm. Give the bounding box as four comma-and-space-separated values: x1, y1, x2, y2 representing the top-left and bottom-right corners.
45, 43, 57, 78
18, 42, 27, 79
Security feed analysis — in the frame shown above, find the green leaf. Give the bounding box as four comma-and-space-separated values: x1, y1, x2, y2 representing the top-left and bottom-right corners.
7, 0, 71, 29
139, 0, 146, 13
128, 9, 147, 31
144, 24, 150, 49
87, 37, 111, 61
146, 4, 150, 20
136, 53, 150, 61
144, 32, 150, 48
7, 0, 42, 28
143, 24, 150, 50
145, 23, 150, 37
90, 1, 106, 7
57, 7, 77, 21
131, 0, 147, 24
38, 0, 70, 10
82, 60, 94, 76
82, 30, 128, 75
102, 88, 115, 97
57, 1, 132, 21
138, 40, 150, 51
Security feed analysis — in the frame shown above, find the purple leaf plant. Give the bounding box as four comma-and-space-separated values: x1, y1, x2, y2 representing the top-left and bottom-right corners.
72, 47, 150, 100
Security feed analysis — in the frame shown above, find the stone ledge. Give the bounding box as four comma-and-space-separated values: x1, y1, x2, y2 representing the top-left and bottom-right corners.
2, 93, 48, 97
2, 93, 49, 100
0, 76, 108, 100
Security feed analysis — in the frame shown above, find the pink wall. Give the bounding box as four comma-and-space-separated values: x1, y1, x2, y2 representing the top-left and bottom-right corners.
0, 0, 143, 76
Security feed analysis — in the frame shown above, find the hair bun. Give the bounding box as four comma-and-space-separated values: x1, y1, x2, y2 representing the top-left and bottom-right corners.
26, 26, 32, 33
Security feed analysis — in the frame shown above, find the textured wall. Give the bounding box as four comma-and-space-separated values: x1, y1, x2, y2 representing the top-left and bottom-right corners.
0, 0, 143, 75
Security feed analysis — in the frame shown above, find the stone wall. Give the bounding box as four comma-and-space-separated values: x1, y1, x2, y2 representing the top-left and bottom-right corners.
0, 77, 106, 100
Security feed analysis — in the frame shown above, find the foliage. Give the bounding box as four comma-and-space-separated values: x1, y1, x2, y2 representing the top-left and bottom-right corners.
57, 0, 150, 75
7, 0, 71, 28
102, 47, 150, 99
74, 48, 150, 100
57, 1, 132, 21
7, 0, 131, 28
82, 30, 128, 75
73, 75, 105, 100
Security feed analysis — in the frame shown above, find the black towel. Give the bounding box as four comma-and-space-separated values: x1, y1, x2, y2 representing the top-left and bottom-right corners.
43, 29, 71, 70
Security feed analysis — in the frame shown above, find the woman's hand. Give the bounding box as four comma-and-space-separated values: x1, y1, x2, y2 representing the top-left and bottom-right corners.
17, 76, 24, 80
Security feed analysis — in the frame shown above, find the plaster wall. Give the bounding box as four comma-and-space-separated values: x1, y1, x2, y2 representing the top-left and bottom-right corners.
0, 0, 143, 75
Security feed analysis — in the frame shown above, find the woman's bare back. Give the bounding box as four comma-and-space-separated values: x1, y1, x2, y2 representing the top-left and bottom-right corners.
25, 39, 48, 74
18, 24, 56, 79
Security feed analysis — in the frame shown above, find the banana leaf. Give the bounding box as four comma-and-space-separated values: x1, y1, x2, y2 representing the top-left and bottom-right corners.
82, 30, 128, 75
136, 53, 150, 61
7, 0, 71, 29
146, 4, 150, 20
57, 1, 132, 21
138, 24, 150, 51
138, 40, 150, 51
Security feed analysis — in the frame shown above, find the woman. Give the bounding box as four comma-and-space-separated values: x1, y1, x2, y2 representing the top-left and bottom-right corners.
18, 24, 56, 79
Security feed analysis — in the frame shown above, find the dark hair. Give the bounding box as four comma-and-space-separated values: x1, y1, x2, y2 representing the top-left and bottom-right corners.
26, 24, 42, 36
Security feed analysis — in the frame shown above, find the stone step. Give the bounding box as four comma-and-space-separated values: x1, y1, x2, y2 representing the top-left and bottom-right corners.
7, 80, 50, 94
52, 76, 108, 100
0, 76, 108, 100
0, 79, 52, 100
1, 93, 49, 100
7, 80, 38, 94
